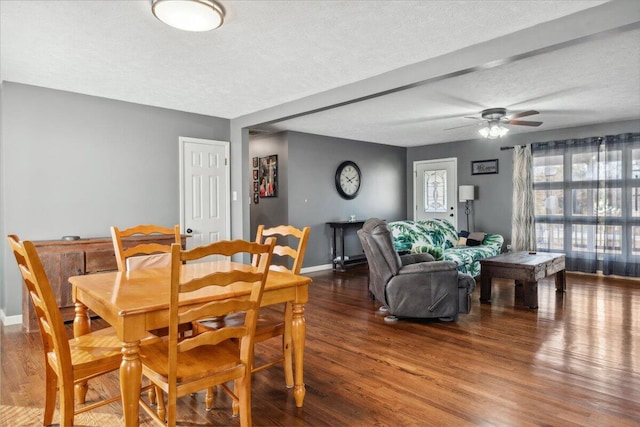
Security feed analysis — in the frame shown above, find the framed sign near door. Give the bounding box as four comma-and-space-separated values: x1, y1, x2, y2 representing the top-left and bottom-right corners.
471, 159, 499, 175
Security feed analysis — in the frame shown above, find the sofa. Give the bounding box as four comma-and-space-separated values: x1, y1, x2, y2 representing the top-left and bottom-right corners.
388, 218, 504, 277
358, 218, 476, 321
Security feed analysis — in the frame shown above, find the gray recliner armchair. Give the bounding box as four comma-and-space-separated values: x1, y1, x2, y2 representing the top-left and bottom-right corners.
357, 218, 476, 321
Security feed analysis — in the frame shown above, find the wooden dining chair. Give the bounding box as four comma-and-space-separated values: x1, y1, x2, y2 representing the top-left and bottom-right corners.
138, 238, 275, 427
110, 224, 181, 272
111, 224, 190, 341
194, 224, 310, 404
6, 234, 159, 426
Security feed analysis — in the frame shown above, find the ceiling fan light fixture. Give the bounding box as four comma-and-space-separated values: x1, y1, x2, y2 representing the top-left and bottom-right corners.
479, 121, 509, 139
152, 0, 224, 32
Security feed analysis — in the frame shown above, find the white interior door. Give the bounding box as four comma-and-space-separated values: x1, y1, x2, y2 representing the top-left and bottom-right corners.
180, 137, 230, 256
414, 158, 457, 225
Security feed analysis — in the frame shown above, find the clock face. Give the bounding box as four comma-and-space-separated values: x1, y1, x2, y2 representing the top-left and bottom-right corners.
335, 161, 361, 199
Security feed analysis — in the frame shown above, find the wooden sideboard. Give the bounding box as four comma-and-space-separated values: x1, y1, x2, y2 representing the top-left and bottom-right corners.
23, 235, 188, 332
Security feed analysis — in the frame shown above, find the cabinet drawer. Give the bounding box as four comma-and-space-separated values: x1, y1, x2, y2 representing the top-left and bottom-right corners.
85, 250, 117, 273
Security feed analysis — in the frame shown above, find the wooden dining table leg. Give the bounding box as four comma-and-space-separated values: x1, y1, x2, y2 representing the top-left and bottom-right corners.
292, 302, 306, 407
121, 340, 142, 427
73, 302, 91, 404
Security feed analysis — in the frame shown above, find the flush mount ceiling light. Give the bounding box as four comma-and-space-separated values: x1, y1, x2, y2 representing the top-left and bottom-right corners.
152, 0, 224, 32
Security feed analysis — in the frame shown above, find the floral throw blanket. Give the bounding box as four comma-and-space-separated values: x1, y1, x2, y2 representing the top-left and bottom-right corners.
388, 219, 503, 276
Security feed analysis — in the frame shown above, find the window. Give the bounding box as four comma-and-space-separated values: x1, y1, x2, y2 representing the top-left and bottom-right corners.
423, 169, 447, 213
532, 133, 640, 276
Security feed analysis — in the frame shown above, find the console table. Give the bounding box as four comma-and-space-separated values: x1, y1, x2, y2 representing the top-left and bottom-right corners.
327, 220, 366, 271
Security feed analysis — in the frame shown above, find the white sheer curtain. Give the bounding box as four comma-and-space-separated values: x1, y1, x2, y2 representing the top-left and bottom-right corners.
511, 145, 536, 251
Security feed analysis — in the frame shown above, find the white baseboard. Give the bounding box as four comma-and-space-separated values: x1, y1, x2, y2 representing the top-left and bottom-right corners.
0, 310, 22, 326
300, 264, 333, 274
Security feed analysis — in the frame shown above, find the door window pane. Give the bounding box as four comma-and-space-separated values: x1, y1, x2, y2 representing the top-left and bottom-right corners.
597, 225, 622, 254
533, 155, 564, 182
596, 188, 622, 217
632, 149, 640, 179
423, 170, 447, 212
601, 150, 622, 180
633, 226, 640, 255
572, 224, 596, 252
572, 188, 593, 216
534, 189, 563, 215
572, 152, 599, 181
536, 223, 564, 250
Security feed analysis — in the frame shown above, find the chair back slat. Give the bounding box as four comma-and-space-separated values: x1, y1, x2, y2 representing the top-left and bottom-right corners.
252, 225, 310, 274
122, 243, 175, 259
179, 325, 248, 353
179, 299, 255, 325
111, 224, 180, 272
180, 270, 265, 294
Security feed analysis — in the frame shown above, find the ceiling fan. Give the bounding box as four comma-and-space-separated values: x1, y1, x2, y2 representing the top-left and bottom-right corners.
446, 108, 543, 139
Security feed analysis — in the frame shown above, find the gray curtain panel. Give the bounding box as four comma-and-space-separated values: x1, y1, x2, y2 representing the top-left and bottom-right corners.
532, 133, 640, 277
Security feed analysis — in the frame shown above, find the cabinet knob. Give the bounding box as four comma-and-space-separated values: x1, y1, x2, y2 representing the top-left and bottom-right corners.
186, 228, 193, 234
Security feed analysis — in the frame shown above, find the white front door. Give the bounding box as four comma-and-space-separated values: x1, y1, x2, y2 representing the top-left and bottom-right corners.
179, 137, 230, 255
414, 158, 457, 225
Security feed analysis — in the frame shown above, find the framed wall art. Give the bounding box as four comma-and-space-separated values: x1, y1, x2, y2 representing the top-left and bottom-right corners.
471, 159, 499, 175
259, 155, 278, 197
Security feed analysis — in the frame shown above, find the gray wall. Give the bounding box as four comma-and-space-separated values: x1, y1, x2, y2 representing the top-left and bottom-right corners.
0, 82, 230, 318
3, 81, 636, 320
407, 119, 640, 247
286, 131, 406, 268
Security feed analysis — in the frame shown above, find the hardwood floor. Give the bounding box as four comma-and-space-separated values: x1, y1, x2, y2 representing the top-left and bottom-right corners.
2, 266, 640, 426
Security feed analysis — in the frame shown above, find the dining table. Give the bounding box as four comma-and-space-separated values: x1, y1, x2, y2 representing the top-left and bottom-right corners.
69, 260, 312, 427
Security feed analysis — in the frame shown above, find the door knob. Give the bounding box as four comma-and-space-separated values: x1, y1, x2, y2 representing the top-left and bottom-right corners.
186, 228, 193, 234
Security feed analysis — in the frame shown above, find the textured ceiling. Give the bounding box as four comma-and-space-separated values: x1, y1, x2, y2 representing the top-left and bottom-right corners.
2, 0, 638, 146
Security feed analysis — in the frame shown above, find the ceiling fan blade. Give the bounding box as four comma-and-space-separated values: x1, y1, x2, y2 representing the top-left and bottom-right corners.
444, 123, 479, 131
508, 119, 543, 127
507, 87, 583, 109
431, 93, 486, 110
509, 110, 539, 119
463, 116, 483, 120
388, 112, 472, 126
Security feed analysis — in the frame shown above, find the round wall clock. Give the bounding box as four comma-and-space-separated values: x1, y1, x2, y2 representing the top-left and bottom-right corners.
335, 160, 361, 199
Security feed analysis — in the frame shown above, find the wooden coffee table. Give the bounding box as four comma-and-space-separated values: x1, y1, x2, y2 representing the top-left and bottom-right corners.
479, 251, 566, 309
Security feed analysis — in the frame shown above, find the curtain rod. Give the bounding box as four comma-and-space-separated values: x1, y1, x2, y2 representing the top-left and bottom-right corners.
500, 134, 619, 150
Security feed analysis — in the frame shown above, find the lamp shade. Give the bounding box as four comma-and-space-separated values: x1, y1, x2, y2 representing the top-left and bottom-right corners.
459, 185, 475, 202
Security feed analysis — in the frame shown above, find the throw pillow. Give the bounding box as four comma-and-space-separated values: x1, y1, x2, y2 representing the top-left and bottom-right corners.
466, 231, 486, 246
457, 237, 468, 246
412, 245, 444, 260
